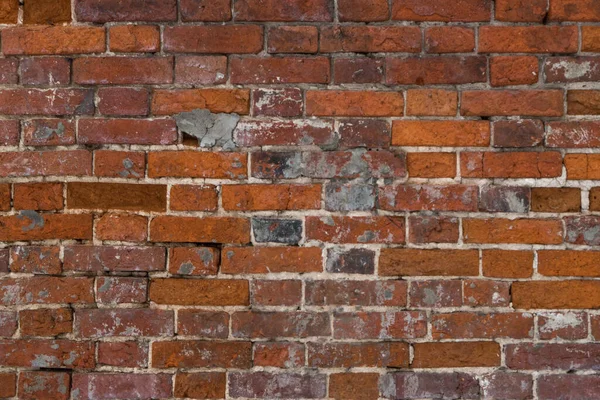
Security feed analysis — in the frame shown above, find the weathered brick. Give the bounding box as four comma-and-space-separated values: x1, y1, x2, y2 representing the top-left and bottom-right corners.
325, 181, 376, 212
333, 311, 426, 339
461, 151, 563, 178
168, 247, 219, 276
63, 246, 164, 273
23, 119, 75, 146
461, 90, 564, 116
0, 213, 92, 241
235, 0, 332, 21
76, 309, 173, 337
326, 247, 375, 274
175, 56, 227, 85
98, 342, 148, 368
481, 372, 533, 400
96, 277, 148, 304
306, 216, 405, 244
334, 57, 384, 84
0, 120, 19, 146
306, 91, 404, 117
20, 57, 70, 86
96, 213, 148, 242
229, 372, 326, 399
387, 56, 486, 85
177, 310, 229, 338
80, 118, 176, 145
506, 343, 600, 369
309, 342, 408, 368
2, 27, 105, 55
150, 216, 250, 244
97, 88, 149, 116
548, 121, 600, 147
71, 374, 172, 400
0, 151, 91, 177
14, 183, 63, 211
565, 216, 600, 245
0, 89, 94, 116
380, 372, 480, 400
164, 25, 263, 53
0, 59, 18, 84
410, 280, 462, 308
268, 26, 318, 53
380, 184, 478, 212
545, 57, 600, 83
479, 186, 530, 213
482, 250, 533, 278
538, 375, 600, 400
254, 342, 305, 368
321, 26, 420, 53
252, 280, 302, 306
253, 88, 303, 117
0, 339, 94, 368
412, 342, 500, 368
380, 249, 479, 276
235, 119, 335, 147
150, 278, 249, 305
392, 120, 490, 146
233, 311, 330, 338
109, 25, 160, 53
222, 246, 322, 274
513, 280, 600, 308
425, 27, 475, 53
493, 119, 544, 147
392, 0, 491, 21
432, 312, 533, 339
464, 279, 510, 307
94, 151, 145, 179
0, 277, 93, 305
252, 218, 302, 244
175, 373, 226, 399
539, 311, 588, 340
408, 215, 459, 244
10, 246, 61, 274
305, 280, 408, 307
75, 0, 177, 21
0, 311, 16, 337
18, 371, 70, 400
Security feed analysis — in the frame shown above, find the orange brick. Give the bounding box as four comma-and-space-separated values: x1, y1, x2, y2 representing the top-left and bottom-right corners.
110, 25, 160, 53
461, 152, 563, 178
479, 26, 578, 53
150, 216, 250, 244
379, 249, 479, 276
222, 247, 322, 274
461, 90, 564, 116
392, 121, 490, 146
2, 26, 105, 55
407, 153, 456, 178
95, 213, 148, 242
406, 89, 458, 116
463, 218, 563, 244
513, 280, 600, 309
151, 89, 250, 115
306, 91, 404, 117
222, 184, 321, 211
482, 250, 533, 278
412, 342, 500, 368
170, 185, 218, 212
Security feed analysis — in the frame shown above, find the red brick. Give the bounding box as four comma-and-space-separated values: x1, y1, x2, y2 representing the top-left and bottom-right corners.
0, 339, 94, 368
148, 151, 247, 178
252, 280, 302, 306
231, 56, 329, 84
97, 88, 149, 116
233, 311, 330, 338
565, 154, 600, 179
0, 59, 18, 84
334, 311, 426, 339
339, 0, 389, 20
512, 280, 600, 309
392, 0, 491, 21
71, 374, 172, 400
329, 373, 381, 400
98, 342, 148, 368
409, 215, 459, 243
175, 373, 226, 399
463, 218, 563, 244
229, 372, 326, 399
18, 371, 70, 400
268, 26, 318, 53
538, 375, 600, 400
425, 27, 475, 53
0, 120, 19, 146
392, 120, 489, 146
493, 119, 545, 147
321, 26, 420, 53
14, 183, 63, 211
169, 185, 218, 212
237, 119, 335, 147
177, 310, 229, 338
168, 247, 219, 276
109, 25, 160, 53
413, 342, 500, 368
2, 26, 105, 55
152, 341, 252, 368
23, 119, 76, 146
432, 312, 533, 339
235, 0, 332, 21
306, 216, 405, 244
482, 250, 533, 278
464, 279, 510, 307
79, 119, 176, 145
222, 184, 321, 211
0, 311, 16, 337
222, 246, 322, 274
96, 213, 148, 242
306, 280, 407, 307
309, 342, 408, 368
333, 57, 384, 84
545, 57, 600, 83
254, 342, 305, 368
540, 311, 588, 340
549, 0, 600, 21
76, 309, 173, 338
152, 89, 250, 115
75, 0, 176, 22
407, 153, 457, 178
461, 151, 563, 178
0, 213, 92, 241
96, 277, 148, 304
496, 0, 547, 21
387, 56, 486, 85
19, 309, 72, 337
0, 89, 94, 116
10, 246, 61, 274
479, 26, 578, 53
175, 56, 227, 85
406, 89, 458, 116
380, 249, 479, 276
181, 0, 231, 21
151, 216, 250, 244
461, 90, 564, 116
73, 57, 172, 85
253, 88, 303, 117
0, 375, 15, 399
20, 57, 71, 86
94, 151, 145, 179
338, 119, 391, 148
507, 343, 600, 369
491, 56, 539, 86
380, 184, 478, 212
410, 280, 462, 308
164, 25, 263, 53
0, 0, 17, 23
150, 278, 249, 305
307, 91, 403, 117
63, 246, 165, 273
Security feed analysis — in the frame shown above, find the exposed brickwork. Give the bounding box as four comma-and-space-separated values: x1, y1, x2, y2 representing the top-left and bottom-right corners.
0, 0, 597, 398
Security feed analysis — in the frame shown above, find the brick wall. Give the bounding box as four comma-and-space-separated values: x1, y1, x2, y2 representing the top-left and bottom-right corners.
0, 0, 599, 398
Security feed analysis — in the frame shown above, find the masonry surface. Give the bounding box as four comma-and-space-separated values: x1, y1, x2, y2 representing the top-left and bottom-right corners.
1, 0, 600, 399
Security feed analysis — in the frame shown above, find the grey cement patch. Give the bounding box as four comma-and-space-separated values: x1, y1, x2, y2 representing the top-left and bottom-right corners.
174, 108, 240, 150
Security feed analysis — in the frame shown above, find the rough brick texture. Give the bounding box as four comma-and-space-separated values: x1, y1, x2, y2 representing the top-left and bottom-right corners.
0, 1, 596, 399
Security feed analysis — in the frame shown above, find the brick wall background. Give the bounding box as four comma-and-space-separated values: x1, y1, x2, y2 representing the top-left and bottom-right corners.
0, 0, 599, 398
